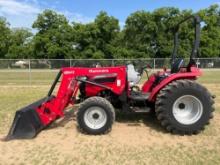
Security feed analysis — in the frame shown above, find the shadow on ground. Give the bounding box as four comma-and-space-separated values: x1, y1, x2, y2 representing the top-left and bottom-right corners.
115, 111, 167, 133
47, 109, 76, 129
47, 108, 166, 133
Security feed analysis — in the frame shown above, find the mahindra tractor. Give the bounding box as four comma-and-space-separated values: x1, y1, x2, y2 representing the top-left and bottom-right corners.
5, 15, 215, 140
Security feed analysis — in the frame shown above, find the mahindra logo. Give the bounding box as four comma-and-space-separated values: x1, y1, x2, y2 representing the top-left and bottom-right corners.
89, 69, 109, 73
64, 71, 75, 75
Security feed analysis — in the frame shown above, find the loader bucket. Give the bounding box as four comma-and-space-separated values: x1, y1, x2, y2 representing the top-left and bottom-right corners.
5, 71, 61, 141
5, 97, 53, 141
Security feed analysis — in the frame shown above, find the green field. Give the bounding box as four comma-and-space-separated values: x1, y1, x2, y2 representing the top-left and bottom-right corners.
0, 70, 220, 164
0, 69, 58, 85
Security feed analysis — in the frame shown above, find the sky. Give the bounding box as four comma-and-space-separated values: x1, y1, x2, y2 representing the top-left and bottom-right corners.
0, 0, 219, 29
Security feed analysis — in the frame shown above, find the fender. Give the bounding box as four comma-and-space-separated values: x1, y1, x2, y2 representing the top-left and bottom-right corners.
148, 67, 202, 102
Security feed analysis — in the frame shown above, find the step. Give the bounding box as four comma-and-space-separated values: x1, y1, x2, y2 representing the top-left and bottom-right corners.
131, 106, 151, 113
129, 92, 150, 102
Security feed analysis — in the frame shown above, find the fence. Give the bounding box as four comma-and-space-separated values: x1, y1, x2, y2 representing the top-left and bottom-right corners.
0, 58, 220, 85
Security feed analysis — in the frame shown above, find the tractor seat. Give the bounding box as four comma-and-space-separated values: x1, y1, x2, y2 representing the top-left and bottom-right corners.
127, 64, 141, 84
129, 91, 150, 102
171, 58, 184, 73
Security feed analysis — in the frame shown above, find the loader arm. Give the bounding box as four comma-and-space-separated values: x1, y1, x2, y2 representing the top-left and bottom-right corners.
37, 66, 126, 126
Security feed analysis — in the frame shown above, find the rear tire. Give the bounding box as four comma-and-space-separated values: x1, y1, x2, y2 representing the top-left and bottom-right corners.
155, 80, 214, 135
77, 97, 115, 135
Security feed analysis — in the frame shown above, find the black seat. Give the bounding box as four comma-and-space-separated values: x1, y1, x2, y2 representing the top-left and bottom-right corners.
171, 58, 184, 73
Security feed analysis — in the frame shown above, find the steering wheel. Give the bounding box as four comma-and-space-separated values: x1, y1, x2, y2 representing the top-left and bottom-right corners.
171, 58, 184, 73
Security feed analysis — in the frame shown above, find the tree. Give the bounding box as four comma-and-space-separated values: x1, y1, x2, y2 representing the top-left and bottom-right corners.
72, 11, 120, 59
32, 9, 74, 59
111, 31, 134, 58
123, 10, 156, 58
123, 8, 195, 59
94, 11, 120, 58
0, 17, 11, 58
71, 22, 97, 58
1, 5, 220, 59
199, 5, 220, 57
6, 28, 33, 58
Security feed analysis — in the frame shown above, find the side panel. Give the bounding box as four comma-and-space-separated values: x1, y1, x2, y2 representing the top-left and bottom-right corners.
81, 67, 126, 96
148, 67, 202, 101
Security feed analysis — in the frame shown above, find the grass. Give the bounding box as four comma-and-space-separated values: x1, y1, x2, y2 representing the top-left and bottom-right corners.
0, 87, 47, 133
199, 69, 220, 84
1, 69, 220, 85
0, 69, 220, 164
0, 69, 58, 85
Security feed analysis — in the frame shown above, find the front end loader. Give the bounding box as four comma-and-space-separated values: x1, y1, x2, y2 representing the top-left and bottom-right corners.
5, 15, 215, 140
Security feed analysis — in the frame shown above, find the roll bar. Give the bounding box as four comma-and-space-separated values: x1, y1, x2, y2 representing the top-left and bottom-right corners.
171, 15, 201, 67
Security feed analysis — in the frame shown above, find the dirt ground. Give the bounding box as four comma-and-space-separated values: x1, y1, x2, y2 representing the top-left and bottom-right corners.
0, 112, 220, 165
0, 83, 220, 165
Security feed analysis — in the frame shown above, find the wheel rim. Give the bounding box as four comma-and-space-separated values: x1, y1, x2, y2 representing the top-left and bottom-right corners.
172, 95, 203, 125
84, 106, 107, 129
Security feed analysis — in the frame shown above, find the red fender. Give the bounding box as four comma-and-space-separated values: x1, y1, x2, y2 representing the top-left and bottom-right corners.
148, 67, 202, 102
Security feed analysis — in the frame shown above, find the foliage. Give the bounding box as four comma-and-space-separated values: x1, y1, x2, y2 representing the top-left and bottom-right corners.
6, 28, 33, 58
72, 11, 120, 59
32, 10, 74, 59
0, 5, 220, 59
199, 5, 220, 57
0, 17, 11, 58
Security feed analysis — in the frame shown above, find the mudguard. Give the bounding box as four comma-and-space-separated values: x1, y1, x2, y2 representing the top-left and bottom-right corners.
148, 67, 202, 101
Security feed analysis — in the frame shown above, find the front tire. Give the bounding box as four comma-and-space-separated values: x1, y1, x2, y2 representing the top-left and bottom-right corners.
77, 97, 115, 135
155, 80, 214, 135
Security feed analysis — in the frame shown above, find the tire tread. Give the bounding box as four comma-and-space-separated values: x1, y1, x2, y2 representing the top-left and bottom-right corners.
155, 79, 215, 135
76, 96, 115, 135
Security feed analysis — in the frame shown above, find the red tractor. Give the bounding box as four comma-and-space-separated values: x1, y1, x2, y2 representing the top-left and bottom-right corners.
6, 15, 215, 140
